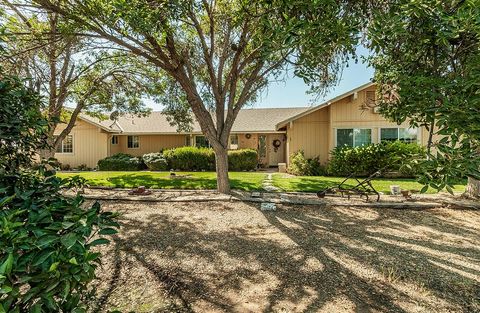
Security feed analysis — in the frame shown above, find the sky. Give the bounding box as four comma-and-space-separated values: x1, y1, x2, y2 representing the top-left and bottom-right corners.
146, 46, 374, 111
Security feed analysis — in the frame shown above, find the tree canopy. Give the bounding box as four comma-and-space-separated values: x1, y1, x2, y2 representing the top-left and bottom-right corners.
368, 0, 480, 193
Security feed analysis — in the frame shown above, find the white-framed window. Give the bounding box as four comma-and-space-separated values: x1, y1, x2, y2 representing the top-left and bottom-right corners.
55, 135, 73, 153
195, 135, 210, 148
336, 128, 372, 147
111, 135, 119, 145
380, 127, 418, 143
229, 134, 239, 149
127, 135, 139, 149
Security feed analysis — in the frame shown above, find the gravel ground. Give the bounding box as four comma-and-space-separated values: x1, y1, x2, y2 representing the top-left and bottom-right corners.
89, 201, 480, 313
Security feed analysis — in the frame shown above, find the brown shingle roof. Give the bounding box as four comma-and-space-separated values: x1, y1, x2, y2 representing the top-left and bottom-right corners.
80, 107, 309, 134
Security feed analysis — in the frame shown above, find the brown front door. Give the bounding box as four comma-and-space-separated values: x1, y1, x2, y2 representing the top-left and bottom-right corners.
267, 134, 285, 166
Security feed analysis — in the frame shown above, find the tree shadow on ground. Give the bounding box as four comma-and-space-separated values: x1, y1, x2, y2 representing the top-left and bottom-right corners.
91, 201, 480, 312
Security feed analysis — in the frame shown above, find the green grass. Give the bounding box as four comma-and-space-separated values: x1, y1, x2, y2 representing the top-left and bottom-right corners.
57, 171, 267, 191
271, 174, 467, 194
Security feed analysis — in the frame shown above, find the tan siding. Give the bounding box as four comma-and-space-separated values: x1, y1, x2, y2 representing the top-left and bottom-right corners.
53, 120, 108, 168
238, 133, 258, 150
287, 107, 330, 164
113, 134, 187, 156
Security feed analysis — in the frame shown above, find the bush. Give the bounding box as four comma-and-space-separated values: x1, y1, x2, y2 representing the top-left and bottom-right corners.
327, 141, 426, 177
228, 149, 258, 171
143, 152, 168, 171
97, 153, 146, 171
0, 73, 118, 312
288, 150, 326, 176
162, 147, 215, 171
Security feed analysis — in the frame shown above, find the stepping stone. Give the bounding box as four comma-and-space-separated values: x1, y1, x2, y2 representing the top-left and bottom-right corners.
260, 202, 277, 211
251, 191, 262, 198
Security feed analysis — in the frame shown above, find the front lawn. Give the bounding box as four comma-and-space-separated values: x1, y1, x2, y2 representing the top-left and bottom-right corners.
272, 174, 467, 194
57, 171, 267, 191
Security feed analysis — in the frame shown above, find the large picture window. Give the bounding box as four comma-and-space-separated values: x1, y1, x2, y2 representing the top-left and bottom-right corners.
127, 135, 139, 149
55, 135, 73, 153
336, 128, 372, 147
380, 128, 417, 143
195, 135, 210, 148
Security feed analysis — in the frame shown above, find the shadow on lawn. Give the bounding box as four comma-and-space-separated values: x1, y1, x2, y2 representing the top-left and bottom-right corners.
92, 203, 480, 312
103, 174, 262, 191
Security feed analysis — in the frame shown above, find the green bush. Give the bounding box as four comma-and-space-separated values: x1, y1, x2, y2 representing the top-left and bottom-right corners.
0, 73, 118, 312
97, 153, 146, 171
143, 152, 168, 171
327, 141, 426, 177
163, 146, 215, 171
288, 150, 326, 176
228, 149, 258, 171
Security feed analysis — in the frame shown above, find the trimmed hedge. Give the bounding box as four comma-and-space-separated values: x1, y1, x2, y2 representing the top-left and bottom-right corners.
143, 152, 168, 171
163, 147, 215, 171
162, 147, 258, 171
288, 150, 326, 176
97, 153, 146, 171
327, 141, 426, 177
228, 149, 258, 171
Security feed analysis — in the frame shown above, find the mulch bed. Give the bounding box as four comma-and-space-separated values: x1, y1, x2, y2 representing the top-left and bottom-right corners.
88, 201, 480, 313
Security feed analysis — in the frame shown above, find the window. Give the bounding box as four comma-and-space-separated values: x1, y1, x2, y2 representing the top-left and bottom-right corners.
229, 134, 239, 149
195, 135, 210, 148
127, 135, 139, 149
55, 135, 73, 153
111, 135, 119, 145
380, 128, 418, 143
336, 128, 372, 147
258, 135, 267, 158
185, 135, 192, 146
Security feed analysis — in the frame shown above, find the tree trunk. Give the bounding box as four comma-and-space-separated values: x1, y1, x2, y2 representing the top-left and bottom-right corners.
466, 177, 480, 198
213, 145, 230, 194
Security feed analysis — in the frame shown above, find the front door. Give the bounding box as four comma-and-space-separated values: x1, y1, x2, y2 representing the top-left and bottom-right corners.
267, 134, 285, 166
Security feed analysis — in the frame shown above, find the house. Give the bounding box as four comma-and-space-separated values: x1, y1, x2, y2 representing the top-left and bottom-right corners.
53, 82, 435, 169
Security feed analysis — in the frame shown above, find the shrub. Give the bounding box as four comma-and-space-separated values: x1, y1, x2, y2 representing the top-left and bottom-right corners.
228, 149, 258, 171
0, 73, 117, 312
76, 163, 91, 171
97, 153, 146, 171
162, 147, 215, 171
288, 150, 326, 176
143, 152, 168, 171
327, 141, 426, 177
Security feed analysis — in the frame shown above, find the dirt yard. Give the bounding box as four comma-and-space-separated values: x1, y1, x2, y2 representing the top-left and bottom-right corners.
89, 201, 480, 313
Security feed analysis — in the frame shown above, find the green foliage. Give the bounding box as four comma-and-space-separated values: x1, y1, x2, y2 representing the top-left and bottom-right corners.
228, 149, 258, 171
97, 153, 146, 171
162, 147, 258, 171
0, 73, 118, 312
288, 150, 326, 176
327, 142, 426, 177
142, 152, 168, 171
162, 147, 215, 171
368, 0, 480, 191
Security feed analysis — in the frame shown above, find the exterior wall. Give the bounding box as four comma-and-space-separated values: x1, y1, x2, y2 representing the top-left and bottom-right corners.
286, 106, 331, 164
111, 134, 187, 157
238, 133, 258, 150
53, 120, 108, 168
286, 85, 439, 165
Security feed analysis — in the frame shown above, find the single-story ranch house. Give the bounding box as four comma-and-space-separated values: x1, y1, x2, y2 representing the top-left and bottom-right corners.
54, 82, 436, 168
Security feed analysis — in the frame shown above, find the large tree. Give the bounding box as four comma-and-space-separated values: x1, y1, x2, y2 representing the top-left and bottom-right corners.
367, 0, 480, 196
0, 1, 155, 158
32, 0, 370, 193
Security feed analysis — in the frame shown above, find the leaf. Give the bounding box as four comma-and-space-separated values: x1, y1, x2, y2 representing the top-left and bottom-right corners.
69, 257, 78, 265
49, 262, 60, 272
420, 185, 429, 194
98, 227, 117, 235
89, 238, 110, 247
61, 233, 77, 249
0, 195, 15, 207
32, 250, 55, 266
0, 254, 13, 275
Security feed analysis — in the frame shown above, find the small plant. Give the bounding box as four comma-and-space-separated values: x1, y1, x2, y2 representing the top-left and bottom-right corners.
228, 149, 258, 171
59, 163, 72, 171
76, 164, 91, 171
97, 153, 146, 171
288, 150, 326, 176
143, 152, 168, 171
